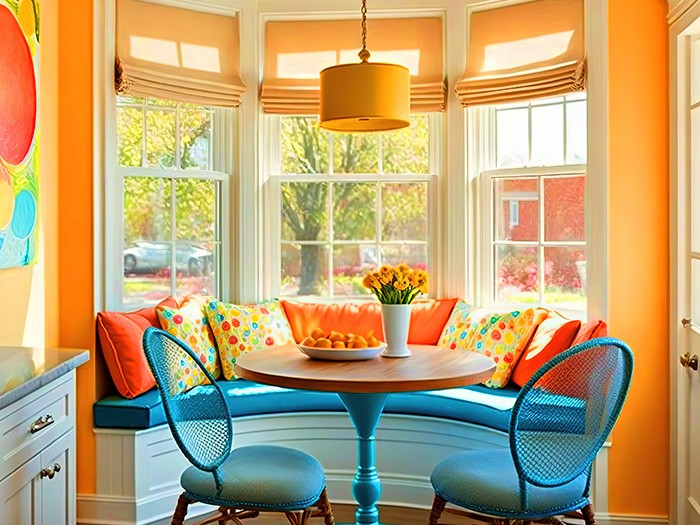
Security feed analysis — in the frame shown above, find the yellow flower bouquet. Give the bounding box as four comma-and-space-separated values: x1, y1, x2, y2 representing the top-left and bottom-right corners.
362, 264, 429, 304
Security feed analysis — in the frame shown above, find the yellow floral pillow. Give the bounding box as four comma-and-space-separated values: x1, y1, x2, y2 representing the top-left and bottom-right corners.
467, 308, 536, 388
206, 301, 295, 380
156, 295, 221, 394
437, 301, 477, 350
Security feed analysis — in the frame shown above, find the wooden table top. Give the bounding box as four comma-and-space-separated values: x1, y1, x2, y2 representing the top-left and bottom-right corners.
234, 345, 496, 394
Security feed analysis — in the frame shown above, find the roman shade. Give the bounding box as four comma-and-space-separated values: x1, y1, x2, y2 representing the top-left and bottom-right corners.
261, 17, 445, 114
115, 0, 246, 107
456, 0, 585, 107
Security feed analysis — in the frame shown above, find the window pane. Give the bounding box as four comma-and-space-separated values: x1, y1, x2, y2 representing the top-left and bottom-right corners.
333, 183, 377, 241
544, 246, 586, 309
544, 176, 585, 242
147, 98, 177, 107
146, 109, 176, 168
333, 134, 378, 174
380, 243, 428, 270
494, 178, 538, 242
123, 177, 173, 304
566, 100, 587, 164
382, 183, 428, 241
496, 108, 528, 168
281, 117, 329, 174
176, 242, 217, 297
383, 115, 430, 174
496, 245, 539, 303
531, 104, 564, 166
333, 244, 375, 296
117, 106, 143, 167
174, 179, 218, 297
180, 106, 212, 170
281, 243, 329, 296
281, 182, 328, 241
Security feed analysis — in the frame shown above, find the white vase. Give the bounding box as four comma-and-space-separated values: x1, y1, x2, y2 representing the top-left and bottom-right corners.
381, 304, 412, 358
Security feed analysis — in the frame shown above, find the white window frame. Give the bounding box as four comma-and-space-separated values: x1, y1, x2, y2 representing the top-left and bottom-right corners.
470, 96, 589, 319
262, 114, 441, 301
100, 0, 239, 311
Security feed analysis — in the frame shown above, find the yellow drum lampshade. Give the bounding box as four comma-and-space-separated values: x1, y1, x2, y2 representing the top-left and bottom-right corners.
319, 61, 410, 133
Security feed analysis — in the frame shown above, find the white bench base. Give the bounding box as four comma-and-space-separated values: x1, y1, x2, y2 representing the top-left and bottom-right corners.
77, 412, 608, 525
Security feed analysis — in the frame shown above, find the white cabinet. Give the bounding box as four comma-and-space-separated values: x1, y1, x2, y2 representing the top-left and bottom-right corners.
0, 373, 76, 525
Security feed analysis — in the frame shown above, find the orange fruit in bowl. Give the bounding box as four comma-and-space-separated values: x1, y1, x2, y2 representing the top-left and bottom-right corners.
328, 331, 347, 343
300, 336, 316, 347
310, 328, 326, 340
331, 341, 346, 349
314, 338, 332, 349
367, 336, 381, 348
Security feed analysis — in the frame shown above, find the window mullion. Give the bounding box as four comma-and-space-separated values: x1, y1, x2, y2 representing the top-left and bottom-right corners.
538, 175, 545, 305
328, 181, 334, 299
170, 178, 177, 296
175, 104, 181, 169
377, 181, 383, 268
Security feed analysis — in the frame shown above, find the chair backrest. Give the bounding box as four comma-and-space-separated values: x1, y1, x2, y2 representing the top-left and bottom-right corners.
509, 337, 633, 488
142, 327, 232, 476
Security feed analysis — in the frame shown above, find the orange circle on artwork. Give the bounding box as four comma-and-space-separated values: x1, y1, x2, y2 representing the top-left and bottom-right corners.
0, 164, 14, 230
0, 5, 37, 166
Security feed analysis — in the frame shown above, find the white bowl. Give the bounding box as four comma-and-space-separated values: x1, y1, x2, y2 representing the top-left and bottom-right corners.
297, 343, 387, 361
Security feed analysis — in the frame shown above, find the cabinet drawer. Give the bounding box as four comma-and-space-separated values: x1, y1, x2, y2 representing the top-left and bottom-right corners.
0, 373, 74, 481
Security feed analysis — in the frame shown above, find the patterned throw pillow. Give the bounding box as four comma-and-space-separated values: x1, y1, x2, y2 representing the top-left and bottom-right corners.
206, 301, 295, 380
437, 301, 477, 350
467, 308, 536, 388
156, 295, 221, 394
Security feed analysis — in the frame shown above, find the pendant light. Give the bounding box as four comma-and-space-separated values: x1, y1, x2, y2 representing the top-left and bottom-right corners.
319, 0, 411, 133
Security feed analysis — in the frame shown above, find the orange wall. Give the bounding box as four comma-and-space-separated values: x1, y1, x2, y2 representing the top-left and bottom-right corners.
58, 0, 95, 494
0, 0, 59, 349
607, 0, 669, 517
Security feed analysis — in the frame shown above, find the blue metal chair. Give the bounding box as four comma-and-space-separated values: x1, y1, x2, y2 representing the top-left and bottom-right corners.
428, 337, 633, 525
142, 327, 335, 525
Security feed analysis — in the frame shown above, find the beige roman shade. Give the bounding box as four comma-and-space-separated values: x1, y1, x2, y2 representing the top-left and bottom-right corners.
116, 0, 246, 107
261, 17, 445, 114
456, 0, 585, 107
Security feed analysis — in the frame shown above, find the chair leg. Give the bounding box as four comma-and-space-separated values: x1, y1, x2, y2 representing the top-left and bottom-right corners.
171, 493, 191, 525
314, 488, 335, 525
285, 509, 313, 525
581, 504, 597, 525
428, 494, 447, 525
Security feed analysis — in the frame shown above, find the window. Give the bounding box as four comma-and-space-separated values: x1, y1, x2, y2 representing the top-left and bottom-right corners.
480, 94, 587, 312
114, 96, 229, 308
268, 115, 435, 299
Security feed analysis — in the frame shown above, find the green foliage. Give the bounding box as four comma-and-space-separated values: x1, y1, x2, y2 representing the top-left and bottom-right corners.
117, 98, 217, 246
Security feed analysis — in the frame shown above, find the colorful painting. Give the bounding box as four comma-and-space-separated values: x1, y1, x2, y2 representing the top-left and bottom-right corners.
0, 0, 40, 269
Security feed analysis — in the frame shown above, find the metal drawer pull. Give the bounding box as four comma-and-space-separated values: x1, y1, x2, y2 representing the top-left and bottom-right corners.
40, 463, 61, 480
29, 414, 54, 434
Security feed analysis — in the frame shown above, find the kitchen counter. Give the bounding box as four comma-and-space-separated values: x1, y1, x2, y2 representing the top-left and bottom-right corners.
0, 346, 89, 410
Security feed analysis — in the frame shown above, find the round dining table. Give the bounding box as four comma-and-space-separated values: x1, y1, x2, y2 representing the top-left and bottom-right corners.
234, 344, 495, 525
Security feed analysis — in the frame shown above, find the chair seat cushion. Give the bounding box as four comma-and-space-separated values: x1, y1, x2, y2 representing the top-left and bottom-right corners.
430, 449, 589, 519
93, 380, 520, 432
181, 445, 325, 510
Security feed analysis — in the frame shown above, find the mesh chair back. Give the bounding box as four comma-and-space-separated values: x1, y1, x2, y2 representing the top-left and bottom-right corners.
510, 337, 633, 488
142, 327, 232, 474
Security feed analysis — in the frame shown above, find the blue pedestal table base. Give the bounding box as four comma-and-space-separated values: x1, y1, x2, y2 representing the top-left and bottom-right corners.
337, 392, 390, 525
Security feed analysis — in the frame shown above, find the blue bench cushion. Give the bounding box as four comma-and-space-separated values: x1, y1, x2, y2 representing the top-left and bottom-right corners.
93, 380, 520, 432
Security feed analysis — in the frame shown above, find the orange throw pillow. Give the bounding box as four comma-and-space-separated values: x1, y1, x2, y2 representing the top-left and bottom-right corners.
96, 297, 177, 398
510, 313, 581, 387
571, 319, 608, 346
280, 299, 459, 345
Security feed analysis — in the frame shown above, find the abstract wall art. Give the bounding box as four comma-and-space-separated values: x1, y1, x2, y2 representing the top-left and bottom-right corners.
0, 0, 40, 269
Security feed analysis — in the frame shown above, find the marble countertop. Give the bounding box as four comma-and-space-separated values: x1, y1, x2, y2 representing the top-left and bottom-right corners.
0, 346, 89, 410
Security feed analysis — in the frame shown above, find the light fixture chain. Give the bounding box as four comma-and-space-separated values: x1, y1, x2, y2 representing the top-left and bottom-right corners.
359, 0, 370, 62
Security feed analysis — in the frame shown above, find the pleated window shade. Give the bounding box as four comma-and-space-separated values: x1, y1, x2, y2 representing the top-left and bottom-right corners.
261, 17, 445, 115
456, 0, 585, 107
116, 0, 246, 108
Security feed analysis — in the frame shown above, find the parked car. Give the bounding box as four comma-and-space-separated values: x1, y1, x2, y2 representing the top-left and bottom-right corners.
123, 242, 211, 276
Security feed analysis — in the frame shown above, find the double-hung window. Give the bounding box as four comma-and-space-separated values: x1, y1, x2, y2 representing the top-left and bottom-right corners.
113, 96, 230, 309
267, 115, 436, 300
477, 94, 587, 314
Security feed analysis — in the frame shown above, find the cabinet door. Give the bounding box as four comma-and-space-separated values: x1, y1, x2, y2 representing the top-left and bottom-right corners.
0, 455, 42, 525
39, 432, 74, 525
